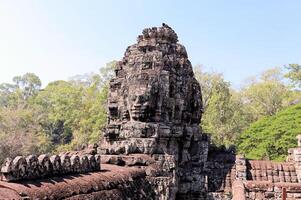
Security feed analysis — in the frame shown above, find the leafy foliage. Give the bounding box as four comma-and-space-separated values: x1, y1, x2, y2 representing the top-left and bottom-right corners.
0, 73, 41, 107
285, 64, 301, 88
0, 62, 115, 163
195, 66, 298, 147
0, 107, 52, 164
240, 68, 292, 120
237, 102, 301, 161
194, 66, 251, 146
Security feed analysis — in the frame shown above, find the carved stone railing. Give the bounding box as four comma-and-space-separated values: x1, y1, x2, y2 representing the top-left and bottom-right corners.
0, 153, 101, 182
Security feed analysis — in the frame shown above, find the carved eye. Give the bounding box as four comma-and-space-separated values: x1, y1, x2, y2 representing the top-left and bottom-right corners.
136, 95, 143, 103
143, 95, 150, 102
142, 62, 152, 70
137, 95, 149, 103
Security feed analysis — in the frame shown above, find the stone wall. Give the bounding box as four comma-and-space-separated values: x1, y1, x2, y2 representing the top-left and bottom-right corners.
205, 146, 236, 194
246, 160, 297, 183
232, 181, 301, 200
232, 135, 301, 200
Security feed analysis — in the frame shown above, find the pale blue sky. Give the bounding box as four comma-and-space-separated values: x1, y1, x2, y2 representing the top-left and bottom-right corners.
0, 1, 300, 88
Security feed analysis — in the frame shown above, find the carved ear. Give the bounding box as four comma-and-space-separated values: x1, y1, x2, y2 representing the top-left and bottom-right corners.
122, 110, 130, 120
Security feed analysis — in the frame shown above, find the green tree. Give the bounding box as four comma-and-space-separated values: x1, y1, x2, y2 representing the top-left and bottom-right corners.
0, 106, 52, 164
237, 102, 301, 161
32, 61, 115, 151
13, 73, 42, 100
0, 73, 41, 108
62, 61, 115, 150
284, 64, 301, 88
194, 66, 249, 146
0, 83, 19, 107
33, 80, 83, 146
241, 68, 292, 120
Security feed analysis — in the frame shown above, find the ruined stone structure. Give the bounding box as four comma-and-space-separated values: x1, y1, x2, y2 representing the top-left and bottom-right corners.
99, 23, 208, 199
1, 24, 301, 199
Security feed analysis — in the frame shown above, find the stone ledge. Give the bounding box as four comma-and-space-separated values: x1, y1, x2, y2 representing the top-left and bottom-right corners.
0, 164, 155, 200
101, 154, 155, 166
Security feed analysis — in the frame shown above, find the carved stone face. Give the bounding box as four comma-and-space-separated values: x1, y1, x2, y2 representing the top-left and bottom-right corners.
105, 24, 202, 135
128, 83, 152, 122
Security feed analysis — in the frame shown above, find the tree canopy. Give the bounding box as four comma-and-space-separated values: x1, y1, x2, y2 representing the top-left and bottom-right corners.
0, 62, 115, 164
237, 102, 301, 161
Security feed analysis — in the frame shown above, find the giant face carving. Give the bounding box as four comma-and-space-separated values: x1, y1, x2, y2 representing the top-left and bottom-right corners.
105, 24, 203, 140
127, 73, 159, 122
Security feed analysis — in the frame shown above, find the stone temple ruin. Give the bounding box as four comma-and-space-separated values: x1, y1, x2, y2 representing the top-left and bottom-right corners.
1, 24, 301, 199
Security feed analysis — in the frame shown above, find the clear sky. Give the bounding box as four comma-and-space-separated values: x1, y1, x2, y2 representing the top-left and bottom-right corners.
0, 1, 301, 88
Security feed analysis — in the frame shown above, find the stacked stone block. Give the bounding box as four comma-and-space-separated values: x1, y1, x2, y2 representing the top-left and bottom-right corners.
246, 160, 297, 183
99, 23, 208, 199
243, 181, 301, 200
205, 147, 236, 194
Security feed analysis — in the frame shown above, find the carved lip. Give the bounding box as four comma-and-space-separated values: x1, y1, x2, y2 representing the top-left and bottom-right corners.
131, 108, 146, 116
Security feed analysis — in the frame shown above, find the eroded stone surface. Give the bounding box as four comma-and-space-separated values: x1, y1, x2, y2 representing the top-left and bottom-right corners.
0, 164, 155, 200
0, 153, 101, 181
99, 23, 208, 199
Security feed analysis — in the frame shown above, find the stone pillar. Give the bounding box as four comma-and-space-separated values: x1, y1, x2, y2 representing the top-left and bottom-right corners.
293, 135, 301, 182
232, 180, 246, 200
297, 135, 301, 147
235, 155, 247, 181
293, 148, 301, 182
287, 148, 294, 162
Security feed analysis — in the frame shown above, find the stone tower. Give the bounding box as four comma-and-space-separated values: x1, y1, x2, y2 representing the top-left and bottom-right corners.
100, 24, 209, 199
